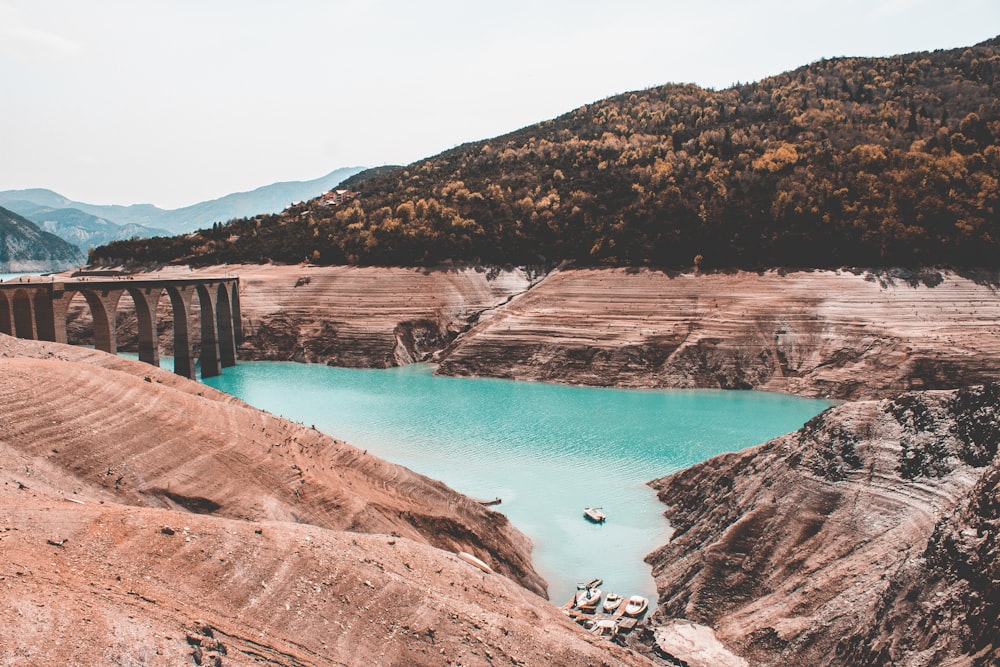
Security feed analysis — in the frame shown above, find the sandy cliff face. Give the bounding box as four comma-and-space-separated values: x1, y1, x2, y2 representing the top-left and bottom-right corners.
644, 384, 1000, 666
63, 263, 535, 365
439, 267, 1000, 400
64, 264, 1000, 400
232, 264, 536, 367
0, 335, 652, 666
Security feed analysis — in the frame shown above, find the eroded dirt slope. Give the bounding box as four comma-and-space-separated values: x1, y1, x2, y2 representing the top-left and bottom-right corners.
0, 336, 541, 595
1, 495, 650, 666
0, 335, 653, 665
644, 383, 1000, 666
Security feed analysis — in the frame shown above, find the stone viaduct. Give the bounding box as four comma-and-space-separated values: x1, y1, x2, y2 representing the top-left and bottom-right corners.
0, 275, 241, 379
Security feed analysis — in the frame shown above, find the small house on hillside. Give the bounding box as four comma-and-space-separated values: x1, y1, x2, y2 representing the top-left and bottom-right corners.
319, 189, 356, 206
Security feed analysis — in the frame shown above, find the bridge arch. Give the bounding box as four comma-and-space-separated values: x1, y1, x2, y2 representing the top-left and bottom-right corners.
0, 276, 240, 379
78, 289, 124, 353
12, 289, 36, 339
0, 291, 11, 336
126, 286, 164, 368
164, 284, 196, 378
33, 289, 57, 342
195, 282, 221, 378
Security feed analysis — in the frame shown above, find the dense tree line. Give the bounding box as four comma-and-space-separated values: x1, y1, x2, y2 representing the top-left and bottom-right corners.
94, 37, 1000, 270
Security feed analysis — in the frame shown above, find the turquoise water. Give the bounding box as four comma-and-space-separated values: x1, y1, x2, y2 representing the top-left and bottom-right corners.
197, 361, 832, 605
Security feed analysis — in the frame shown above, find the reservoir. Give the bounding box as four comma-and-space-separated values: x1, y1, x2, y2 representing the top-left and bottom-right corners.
202, 361, 832, 605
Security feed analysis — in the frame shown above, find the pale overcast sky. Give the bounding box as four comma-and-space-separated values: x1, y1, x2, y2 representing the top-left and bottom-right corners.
2, 0, 998, 209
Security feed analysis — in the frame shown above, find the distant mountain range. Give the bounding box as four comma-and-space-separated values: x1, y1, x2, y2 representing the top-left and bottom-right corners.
6, 203, 171, 253
0, 205, 85, 273
0, 166, 366, 250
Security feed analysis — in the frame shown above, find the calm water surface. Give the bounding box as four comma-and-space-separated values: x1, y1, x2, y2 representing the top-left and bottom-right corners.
200, 361, 832, 605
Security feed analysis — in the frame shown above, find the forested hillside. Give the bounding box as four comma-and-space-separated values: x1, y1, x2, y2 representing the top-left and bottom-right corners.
94, 38, 1000, 270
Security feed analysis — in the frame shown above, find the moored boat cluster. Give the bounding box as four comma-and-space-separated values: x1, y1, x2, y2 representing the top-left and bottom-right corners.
561, 578, 649, 639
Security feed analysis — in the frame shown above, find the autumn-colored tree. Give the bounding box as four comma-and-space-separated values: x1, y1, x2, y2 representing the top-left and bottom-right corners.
94, 37, 1000, 270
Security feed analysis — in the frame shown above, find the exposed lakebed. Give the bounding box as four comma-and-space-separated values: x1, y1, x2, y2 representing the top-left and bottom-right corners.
196, 361, 833, 605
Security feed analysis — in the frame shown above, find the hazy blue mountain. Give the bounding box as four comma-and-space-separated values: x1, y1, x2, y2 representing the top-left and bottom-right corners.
0, 205, 85, 273
0, 166, 366, 235
3, 203, 170, 252
0, 189, 166, 229
156, 166, 366, 233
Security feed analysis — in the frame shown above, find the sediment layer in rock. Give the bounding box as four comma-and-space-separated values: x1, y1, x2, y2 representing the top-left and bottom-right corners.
56, 264, 1000, 400
644, 383, 1000, 666
232, 264, 536, 367
438, 267, 1000, 400
0, 336, 541, 594
1, 497, 650, 666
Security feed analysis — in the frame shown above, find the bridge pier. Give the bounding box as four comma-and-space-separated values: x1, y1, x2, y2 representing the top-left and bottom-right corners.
195, 283, 221, 378
129, 286, 164, 368
12, 288, 37, 340
217, 284, 237, 369
165, 284, 197, 379
83, 289, 125, 354
0, 276, 240, 380
0, 292, 11, 336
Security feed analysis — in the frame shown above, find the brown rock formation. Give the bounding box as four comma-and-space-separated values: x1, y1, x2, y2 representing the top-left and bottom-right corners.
644, 384, 1000, 666
62, 265, 1000, 401
233, 264, 536, 367
63, 264, 536, 366
0, 334, 652, 666
438, 267, 1000, 400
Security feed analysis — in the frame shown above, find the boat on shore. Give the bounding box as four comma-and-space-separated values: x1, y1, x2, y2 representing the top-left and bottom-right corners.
623, 595, 648, 617
574, 582, 602, 610
456, 551, 493, 574
602, 592, 623, 613
583, 507, 606, 523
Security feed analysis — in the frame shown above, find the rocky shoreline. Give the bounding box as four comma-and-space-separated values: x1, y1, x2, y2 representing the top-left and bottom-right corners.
644, 383, 999, 666
25, 262, 1000, 664
71, 263, 1000, 401
189, 264, 1000, 401
436, 266, 1000, 400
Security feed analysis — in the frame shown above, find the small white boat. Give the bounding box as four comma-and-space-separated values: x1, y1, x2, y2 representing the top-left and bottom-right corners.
456, 551, 493, 574
602, 592, 623, 613
575, 583, 602, 609
583, 507, 606, 523
623, 595, 648, 617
